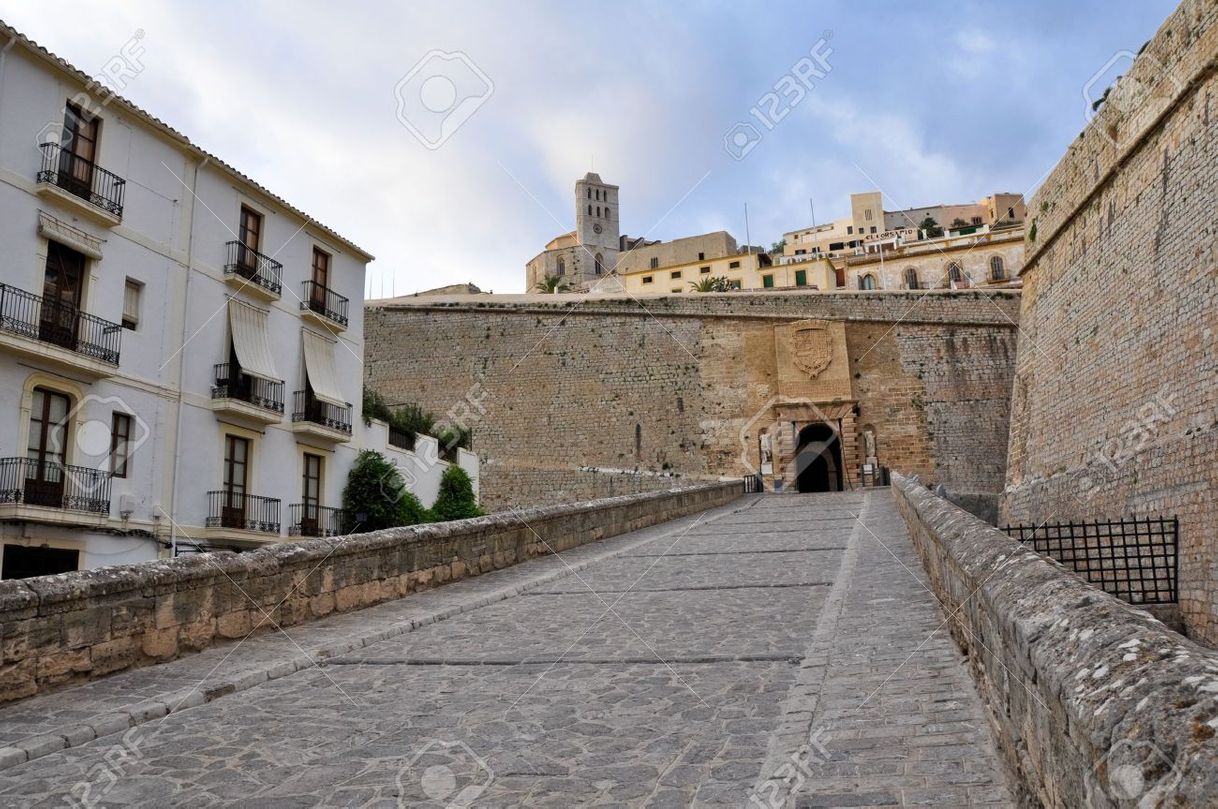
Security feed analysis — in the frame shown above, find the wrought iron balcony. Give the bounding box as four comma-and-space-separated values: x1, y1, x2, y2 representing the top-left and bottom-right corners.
291, 390, 352, 435
0, 457, 111, 514
224, 241, 283, 295
205, 490, 280, 534
288, 503, 348, 537
300, 281, 349, 327
212, 363, 285, 414
0, 283, 122, 365
36, 142, 126, 220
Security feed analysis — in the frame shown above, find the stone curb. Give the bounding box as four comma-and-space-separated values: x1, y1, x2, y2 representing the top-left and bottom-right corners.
0, 495, 759, 773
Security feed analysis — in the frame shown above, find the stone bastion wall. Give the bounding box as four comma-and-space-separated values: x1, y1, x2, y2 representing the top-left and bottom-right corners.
1003, 0, 1218, 643
0, 482, 741, 705
365, 290, 1021, 515
894, 473, 1218, 808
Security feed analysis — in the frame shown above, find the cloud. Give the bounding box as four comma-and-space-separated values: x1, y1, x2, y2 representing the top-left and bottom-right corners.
0, 0, 1182, 294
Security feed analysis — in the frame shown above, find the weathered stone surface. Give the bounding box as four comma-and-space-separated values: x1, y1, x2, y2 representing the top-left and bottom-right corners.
894, 472, 1218, 808
0, 482, 739, 704
365, 291, 1020, 514
1004, 0, 1218, 643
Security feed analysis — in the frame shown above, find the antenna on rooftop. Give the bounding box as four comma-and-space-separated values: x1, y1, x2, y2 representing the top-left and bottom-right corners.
809, 198, 816, 228
744, 202, 752, 255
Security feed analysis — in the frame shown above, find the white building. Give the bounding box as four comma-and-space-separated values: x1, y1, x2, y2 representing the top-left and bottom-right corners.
0, 22, 477, 578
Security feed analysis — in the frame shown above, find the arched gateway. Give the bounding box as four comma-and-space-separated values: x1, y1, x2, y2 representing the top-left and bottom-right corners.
795, 422, 843, 492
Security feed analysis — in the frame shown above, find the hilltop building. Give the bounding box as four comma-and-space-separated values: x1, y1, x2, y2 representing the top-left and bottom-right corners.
525, 173, 620, 291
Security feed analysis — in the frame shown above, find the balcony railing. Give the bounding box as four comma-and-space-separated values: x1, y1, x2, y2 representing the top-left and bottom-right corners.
292, 390, 352, 434
212, 363, 284, 414
37, 142, 126, 219
288, 503, 348, 537
205, 490, 280, 534
224, 241, 283, 295
0, 457, 111, 514
300, 280, 349, 327
0, 283, 122, 365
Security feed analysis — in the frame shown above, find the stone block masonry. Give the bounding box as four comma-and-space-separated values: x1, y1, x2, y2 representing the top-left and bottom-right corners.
893, 473, 1218, 808
1004, 0, 1218, 643
0, 481, 740, 704
365, 289, 1020, 513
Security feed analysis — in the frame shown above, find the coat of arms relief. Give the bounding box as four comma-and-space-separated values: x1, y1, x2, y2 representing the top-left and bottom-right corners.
791, 323, 834, 379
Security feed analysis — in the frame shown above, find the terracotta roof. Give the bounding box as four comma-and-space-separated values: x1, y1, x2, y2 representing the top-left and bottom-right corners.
0, 20, 374, 261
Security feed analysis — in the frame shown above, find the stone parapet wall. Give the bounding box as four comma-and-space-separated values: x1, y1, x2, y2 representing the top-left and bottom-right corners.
893, 473, 1218, 808
1004, 0, 1218, 642
378, 288, 1021, 326
0, 482, 742, 704
479, 464, 710, 512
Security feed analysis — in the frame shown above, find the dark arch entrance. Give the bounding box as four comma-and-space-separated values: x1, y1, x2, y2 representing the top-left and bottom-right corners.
795, 422, 843, 493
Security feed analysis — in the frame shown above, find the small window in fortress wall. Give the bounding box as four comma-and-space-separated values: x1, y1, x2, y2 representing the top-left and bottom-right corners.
642, 275, 653, 284
671, 270, 682, 280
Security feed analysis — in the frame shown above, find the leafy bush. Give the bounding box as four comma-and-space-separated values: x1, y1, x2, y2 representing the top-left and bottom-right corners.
342, 449, 429, 532
436, 426, 473, 461
431, 465, 482, 521
392, 403, 436, 437
362, 386, 393, 426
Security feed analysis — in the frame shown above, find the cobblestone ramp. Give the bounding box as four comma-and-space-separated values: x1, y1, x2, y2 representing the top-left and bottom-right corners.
0, 492, 1013, 807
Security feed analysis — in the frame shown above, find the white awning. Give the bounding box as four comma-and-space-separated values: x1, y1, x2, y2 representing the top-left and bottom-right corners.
228, 299, 280, 382
302, 329, 346, 407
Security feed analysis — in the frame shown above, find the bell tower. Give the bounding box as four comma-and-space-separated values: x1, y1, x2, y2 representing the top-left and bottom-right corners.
574, 173, 619, 280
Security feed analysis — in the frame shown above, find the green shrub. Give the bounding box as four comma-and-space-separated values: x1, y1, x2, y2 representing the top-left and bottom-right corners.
430, 465, 482, 521
436, 426, 473, 460
391, 403, 435, 438
362, 386, 393, 426
342, 450, 429, 532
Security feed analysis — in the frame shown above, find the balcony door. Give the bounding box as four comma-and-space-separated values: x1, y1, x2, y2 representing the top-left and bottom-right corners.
40, 242, 85, 351
309, 248, 330, 312
301, 454, 322, 535
59, 104, 98, 199
237, 206, 263, 277
25, 388, 70, 508
221, 435, 250, 528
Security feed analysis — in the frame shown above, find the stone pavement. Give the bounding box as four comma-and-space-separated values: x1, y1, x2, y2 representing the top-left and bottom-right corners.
0, 491, 1014, 807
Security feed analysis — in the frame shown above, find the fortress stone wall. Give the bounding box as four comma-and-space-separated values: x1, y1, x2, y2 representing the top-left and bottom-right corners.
1003, 0, 1218, 642
364, 290, 1020, 515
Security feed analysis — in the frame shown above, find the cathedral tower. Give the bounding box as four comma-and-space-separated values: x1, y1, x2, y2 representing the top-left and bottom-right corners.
574, 173, 619, 279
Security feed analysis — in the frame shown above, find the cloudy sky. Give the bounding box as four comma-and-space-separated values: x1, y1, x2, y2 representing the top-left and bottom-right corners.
1, 0, 1177, 295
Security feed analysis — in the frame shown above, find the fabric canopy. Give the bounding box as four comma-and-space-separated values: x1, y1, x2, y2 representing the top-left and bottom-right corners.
228, 300, 280, 382
302, 329, 345, 407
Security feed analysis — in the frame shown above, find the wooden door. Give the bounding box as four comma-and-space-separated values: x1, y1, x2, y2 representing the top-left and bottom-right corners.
25, 388, 70, 507
39, 243, 85, 350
